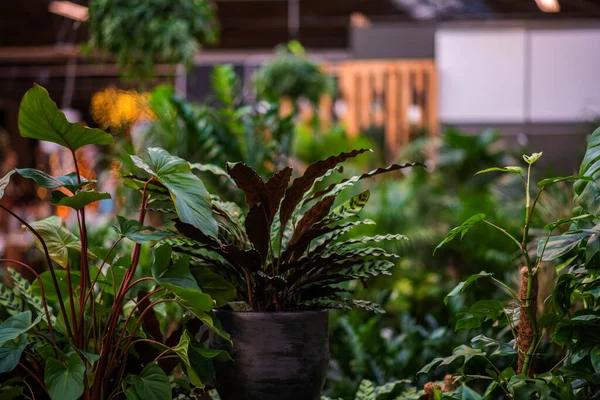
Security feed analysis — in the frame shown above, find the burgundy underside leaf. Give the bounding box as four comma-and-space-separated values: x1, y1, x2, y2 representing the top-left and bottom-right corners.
226, 162, 268, 208
289, 195, 337, 248
278, 148, 372, 232
265, 166, 292, 220
245, 205, 270, 262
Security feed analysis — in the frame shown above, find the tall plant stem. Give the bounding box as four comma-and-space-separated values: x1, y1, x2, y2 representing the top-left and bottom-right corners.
0, 259, 57, 347
0, 205, 73, 338
92, 179, 152, 400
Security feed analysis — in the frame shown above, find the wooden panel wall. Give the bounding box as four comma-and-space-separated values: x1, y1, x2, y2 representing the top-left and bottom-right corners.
321, 59, 438, 159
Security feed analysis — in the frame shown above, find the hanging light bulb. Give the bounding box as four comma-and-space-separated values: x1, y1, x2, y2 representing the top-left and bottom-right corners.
535, 0, 560, 13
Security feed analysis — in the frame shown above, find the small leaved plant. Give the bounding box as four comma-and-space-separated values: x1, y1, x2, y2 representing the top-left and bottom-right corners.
151, 150, 424, 312
421, 146, 600, 398
0, 85, 231, 399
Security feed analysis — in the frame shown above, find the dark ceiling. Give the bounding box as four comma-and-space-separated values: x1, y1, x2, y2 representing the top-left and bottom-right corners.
1, 0, 600, 50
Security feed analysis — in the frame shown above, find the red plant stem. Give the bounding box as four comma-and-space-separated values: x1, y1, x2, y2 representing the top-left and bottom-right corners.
92, 180, 153, 399
108, 288, 166, 369
0, 258, 59, 349
123, 277, 155, 294
65, 261, 79, 342
120, 299, 177, 358
18, 362, 47, 392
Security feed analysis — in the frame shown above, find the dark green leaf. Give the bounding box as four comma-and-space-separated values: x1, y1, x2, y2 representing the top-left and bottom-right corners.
574, 127, 600, 214
122, 363, 171, 400
113, 215, 170, 243
50, 190, 111, 210
18, 85, 114, 150
435, 214, 486, 254
445, 272, 493, 305
0, 335, 27, 373
191, 267, 236, 307
0, 311, 40, 345
538, 175, 594, 187
475, 166, 523, 175
44, 353, 85, 400
537, 230, 594, 261
16, 169, 95, 192
591, 345, 600, 373
132, 147, 217, 237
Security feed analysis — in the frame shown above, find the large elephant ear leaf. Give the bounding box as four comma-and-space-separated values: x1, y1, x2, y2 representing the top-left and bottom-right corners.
122, 363, 171, 400
574, 126, 600, 214
279, 149, 372, 233
44, 353, 85, 400
18, 85, 114, 150
131, 147, 218, 238
27, 216, 83, 269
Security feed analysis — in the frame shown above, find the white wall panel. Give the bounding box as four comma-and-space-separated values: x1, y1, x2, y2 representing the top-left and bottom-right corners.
436, 28, 526, 123
530, 30, 600, 122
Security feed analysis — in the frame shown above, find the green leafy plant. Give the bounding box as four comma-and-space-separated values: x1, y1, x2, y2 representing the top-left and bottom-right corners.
254, 41, 334, 106
150, 149, 423, 312
419, 140, 600, 398
88, 0, 219, 79
0, 85, 231, 398
140, 65, 295, 182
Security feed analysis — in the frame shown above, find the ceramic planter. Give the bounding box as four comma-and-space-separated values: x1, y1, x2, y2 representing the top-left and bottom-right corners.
212, 309, 329, 400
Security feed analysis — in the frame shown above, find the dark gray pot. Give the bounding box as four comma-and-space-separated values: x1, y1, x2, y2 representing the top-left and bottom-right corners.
212, 309, 329, 400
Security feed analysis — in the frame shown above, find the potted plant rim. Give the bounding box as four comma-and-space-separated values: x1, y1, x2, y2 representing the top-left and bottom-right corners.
149, 150, 424, 399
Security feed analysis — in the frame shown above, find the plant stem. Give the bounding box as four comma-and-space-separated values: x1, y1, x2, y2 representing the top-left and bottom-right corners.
0, 259, 57, 347
0, 205, 73, 338
18, 362, 47, 393
483, 220, 522, 250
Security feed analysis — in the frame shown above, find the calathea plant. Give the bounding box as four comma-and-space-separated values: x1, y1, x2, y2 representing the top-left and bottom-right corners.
418, 146, 599, 398
0, 85, 231, 399
151, 149, 423, 312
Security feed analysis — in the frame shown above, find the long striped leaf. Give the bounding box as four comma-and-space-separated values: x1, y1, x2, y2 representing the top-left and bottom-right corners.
306, 162, 424, 203
0, 284, 25, 316
9, 269, 56, 324
308, 219, 376, 255
336, 260, 395, 278
354, 380, 376, 400
322, 190, 370, 224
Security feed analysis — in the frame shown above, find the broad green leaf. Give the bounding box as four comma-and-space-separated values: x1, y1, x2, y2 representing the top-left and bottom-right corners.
191, 267, 237, 307
591, 345, 600, 373
190, 163, 236, 186
543, 214, 594, 231
0, 170, 16, 199
435, 214, 486, 254
113, 215, 171, 244
418, 345, 485, 375
538, 175, 593, 187
456, 300, 504, 331
537, 230, 594, 261
16, 169, 95, 193
27, 216, 83, 268
471, 335, 517, 357
18, 85, 114, 150
0, 311, 40, 345
44, 353, 85, 400
507, 376, 551, 399
122, 363, 171, 400
152, 245, 228, 341
461, 384, 482, 400
575, 127, 600, 214
31, 270, 79, 302
445, 272, 493, 305
50, 190, 111, 210
523, 152, 543, 165
354, 380, 375, 400
0, 335, 27, 373
475, 166, 523, 175
174, 331, 231, 388
132, 147, 217, 237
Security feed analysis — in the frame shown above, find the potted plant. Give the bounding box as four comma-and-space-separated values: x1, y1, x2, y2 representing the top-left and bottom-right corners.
0, 85, 230, 398
152, 150, 423, 399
